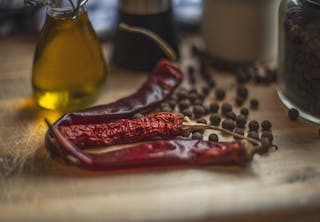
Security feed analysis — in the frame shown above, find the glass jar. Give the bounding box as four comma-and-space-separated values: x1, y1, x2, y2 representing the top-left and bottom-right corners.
278, 0, 320, 123
27, 0, 107, 111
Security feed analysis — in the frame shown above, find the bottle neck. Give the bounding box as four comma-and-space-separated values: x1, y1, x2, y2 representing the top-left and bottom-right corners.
47, 5, 86, 19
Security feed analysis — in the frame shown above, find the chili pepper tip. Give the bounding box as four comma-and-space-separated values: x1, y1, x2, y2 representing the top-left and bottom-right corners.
44, 118, 93, 165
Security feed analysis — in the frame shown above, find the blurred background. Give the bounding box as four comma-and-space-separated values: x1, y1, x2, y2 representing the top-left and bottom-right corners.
0, 0, 202, 39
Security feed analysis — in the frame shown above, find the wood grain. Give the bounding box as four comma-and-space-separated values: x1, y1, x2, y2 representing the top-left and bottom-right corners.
0, 36, 320, 222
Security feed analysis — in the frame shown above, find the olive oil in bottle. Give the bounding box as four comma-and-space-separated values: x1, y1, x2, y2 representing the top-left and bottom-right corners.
32, 6, 107, 111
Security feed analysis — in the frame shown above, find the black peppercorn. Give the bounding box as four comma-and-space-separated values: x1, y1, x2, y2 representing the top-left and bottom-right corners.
210, 114, 221, 126
226, 111, 236, 121
209, 102, 219, 113
189, 92, 198, 101
178, 99, 191, 111
288, 108, 299, 121
193, 99, 203, 106
235, 96, 245, 107
221, 103, 232, 115
215, 88, 226, 101
196, 118, 207, 124
236, 86, 248, 100
193, 105, 206, 118
248, 120, 260, 131
192, 132, 203, 140
182, 109, 193, 118
261, 131, 274, 143
177, 89, 188, 101
234, 128, 245, 135
222, 119, 236, 131
235, 114, 247, 128
261, 120, 272, 131
240, 107, 249, 117
234, 128, 245, 139
250, 99, 259, 110
208, 133, 219, 142
248, 131, 259, 140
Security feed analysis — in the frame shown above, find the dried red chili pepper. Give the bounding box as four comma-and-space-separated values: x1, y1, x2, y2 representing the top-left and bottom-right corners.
58, 112, 185, 147
46, 119, 261, 170
55, 60, 182, 126
57, 112, 261, 148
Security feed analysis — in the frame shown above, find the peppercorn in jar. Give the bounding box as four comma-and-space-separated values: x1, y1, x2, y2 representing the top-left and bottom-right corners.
277, 0, 320, 123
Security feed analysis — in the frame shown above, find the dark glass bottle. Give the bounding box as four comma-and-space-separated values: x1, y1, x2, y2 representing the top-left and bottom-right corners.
113, 0, 179, 71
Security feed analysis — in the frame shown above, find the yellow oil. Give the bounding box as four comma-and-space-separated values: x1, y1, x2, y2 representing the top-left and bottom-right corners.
32, 12, 107, 111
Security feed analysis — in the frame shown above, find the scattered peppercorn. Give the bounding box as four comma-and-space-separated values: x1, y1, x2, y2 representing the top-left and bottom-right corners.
222, 119, 236, 131
221, 103, 232, 115
261, 131, 274, 143
234, 128, 245, 139
178, 99, 191, 111
188, 92, 198, 101
193, 99, 203, 106
248, 131, 259, 140
215, 88, 226, 101
193, 105, 206, 118
235, 96, 245, 107
234, 128, 245, 135
235, 114, 247, 128
240, 107, 249, 117
261, 120, 272, 131
248, 120, 260, 131
177, 89, 189, 101
182, 109, 193, 118
226, 111, 236, 121
236, 86, 248, 100
132, 113, 144, 119
288, 108, 299, 121
210, 114, 221, 126
208, 133, 219, 142
196, 118, 208, 124
209, 102, 219, 113
192, 132, 203, 140
250, 99, 259, 110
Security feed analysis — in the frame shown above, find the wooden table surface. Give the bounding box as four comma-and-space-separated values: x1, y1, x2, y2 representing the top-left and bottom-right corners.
0, 36, 320, 222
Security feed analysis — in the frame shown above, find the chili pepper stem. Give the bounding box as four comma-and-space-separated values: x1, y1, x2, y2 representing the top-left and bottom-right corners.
118, 23, 177, 62
182, 117, 262, 146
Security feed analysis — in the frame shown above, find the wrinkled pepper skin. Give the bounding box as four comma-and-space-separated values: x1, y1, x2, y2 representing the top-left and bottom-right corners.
58, 113, 185, 147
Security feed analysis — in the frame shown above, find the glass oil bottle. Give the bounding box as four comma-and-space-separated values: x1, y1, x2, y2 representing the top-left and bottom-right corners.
28, 0, 107, 110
